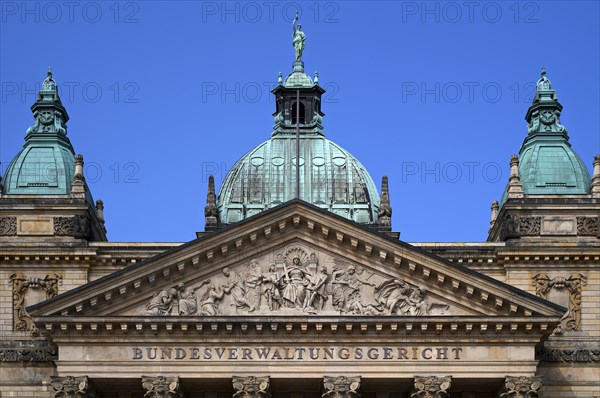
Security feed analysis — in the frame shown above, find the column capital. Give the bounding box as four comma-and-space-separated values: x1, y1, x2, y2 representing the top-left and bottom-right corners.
51, 376, 96, 398
411, 376, 451, 398
499, 376, 542, 398
322, 376, 361, 398
232, 376, 271, 398
142, 375, 182, 398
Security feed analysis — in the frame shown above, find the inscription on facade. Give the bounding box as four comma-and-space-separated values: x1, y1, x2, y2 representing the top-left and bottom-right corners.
131, 346, 463, 361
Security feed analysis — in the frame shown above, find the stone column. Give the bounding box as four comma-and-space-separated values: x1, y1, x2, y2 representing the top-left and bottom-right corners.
141, 375, 182, 398
232, 376, 271, 398
498, 376, 542, 398
507, 154, 523, 198
51, 376, 96, 397
411, 376, 451, 398
322, 376, 361, 398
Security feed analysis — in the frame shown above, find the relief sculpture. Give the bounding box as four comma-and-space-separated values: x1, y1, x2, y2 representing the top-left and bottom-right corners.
138, 246, 445, 317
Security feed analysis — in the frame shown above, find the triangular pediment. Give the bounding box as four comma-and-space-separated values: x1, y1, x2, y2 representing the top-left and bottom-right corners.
29, 200, 565, 326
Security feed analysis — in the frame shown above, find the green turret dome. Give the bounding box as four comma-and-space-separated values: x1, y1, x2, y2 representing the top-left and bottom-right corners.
500, 69, 591, 205
217, 134, 380, 226
3, 69, 77, 195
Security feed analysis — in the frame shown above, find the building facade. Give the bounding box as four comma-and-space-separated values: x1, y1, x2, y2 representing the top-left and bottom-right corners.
0, 25, 599, 398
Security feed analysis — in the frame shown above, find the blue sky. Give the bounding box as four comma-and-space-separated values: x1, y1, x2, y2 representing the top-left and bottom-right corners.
1, 1, 599, 242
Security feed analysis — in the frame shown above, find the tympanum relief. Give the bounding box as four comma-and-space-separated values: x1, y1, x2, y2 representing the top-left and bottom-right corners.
138, 245, 452, 316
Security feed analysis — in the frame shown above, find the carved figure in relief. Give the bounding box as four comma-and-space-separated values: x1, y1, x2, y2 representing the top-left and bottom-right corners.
245, 259, 264, 309
199, 286, 226, 316
143, 288, 178, 316
177, 279, 210, 316
348, 290, 383, 315
374, 279, 428, 316
222, 268, 255, 312
281, 257, 310, 309
304, 265, 329, 313
262, 264, 283, 311
331, 265, 376, 313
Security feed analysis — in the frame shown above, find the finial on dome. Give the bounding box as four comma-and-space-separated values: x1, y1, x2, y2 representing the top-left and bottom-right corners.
314, 71, 319, 84
47, 67, 52, 77
536, 66, 552, 92
205, 175, 218, 231
378, 175, 392, 231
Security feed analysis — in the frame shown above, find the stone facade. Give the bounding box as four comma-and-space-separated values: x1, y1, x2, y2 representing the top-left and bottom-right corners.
1, 31, 599, 398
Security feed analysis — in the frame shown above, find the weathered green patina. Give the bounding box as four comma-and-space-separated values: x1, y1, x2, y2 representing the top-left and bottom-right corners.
500, 69, 591, 205
3, 69, 82, 197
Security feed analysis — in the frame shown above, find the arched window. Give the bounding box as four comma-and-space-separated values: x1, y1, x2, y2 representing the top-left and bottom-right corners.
291, 102, 306, 125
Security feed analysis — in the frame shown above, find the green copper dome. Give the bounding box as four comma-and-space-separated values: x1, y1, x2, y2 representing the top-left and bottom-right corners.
217, 135, 380, 225
214, 22, 381, 228
3, 69, 78, 195
500, 69, 591, 205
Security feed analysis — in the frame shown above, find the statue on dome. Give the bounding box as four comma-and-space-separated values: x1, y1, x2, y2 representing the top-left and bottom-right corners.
292, 11, 306, 62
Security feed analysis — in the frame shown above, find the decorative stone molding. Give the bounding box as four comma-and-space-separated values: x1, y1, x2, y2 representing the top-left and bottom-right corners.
54, 217, 74, 236
232, 376, 271, 398
537, 347, 600, 362
519, 217, 541, 236
142, 375, 182, 398
10, 272, 62, 334
322, 376, 361, 398
51, 375, 96, 398
411, 376, 451, 398
0, 216, 17, 235
498, 376, 542, 398
0, 340, 57, 362
532, 273, 586, 334
577, 216, 599, 236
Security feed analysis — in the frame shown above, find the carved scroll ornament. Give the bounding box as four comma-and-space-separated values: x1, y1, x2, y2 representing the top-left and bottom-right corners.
10, 272, 61, 335
532, 273, 587, 334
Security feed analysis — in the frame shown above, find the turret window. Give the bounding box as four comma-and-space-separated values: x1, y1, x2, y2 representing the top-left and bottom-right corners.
291, 102, 306, 124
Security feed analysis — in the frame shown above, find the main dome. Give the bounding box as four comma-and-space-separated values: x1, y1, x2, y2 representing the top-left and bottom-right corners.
217, 134, 380, 226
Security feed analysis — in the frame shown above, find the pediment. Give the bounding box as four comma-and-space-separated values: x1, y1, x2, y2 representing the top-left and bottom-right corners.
29, 200, 565, 326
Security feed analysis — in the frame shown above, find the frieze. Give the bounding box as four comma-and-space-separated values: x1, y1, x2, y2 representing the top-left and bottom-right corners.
536, 347, 600, 362
54, 217, 74, 236
576, 216, 599, 236
0, 341, 57, 362
532, 273, 586, 335
138, 245, 450, 317
0, 216, 17, 235
518, 216, 541, 236
10, 272, 62, 335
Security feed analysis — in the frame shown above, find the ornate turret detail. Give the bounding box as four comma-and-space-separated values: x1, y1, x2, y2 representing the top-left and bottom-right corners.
496, 68, 591, 207
27, 68, 69, 136
204, 175, 218, 231
2, 69, 75, 195
1, 69, 107, 242
378, 176, 392, 231
526, 68, 566, 136
215, 19, 381, 229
